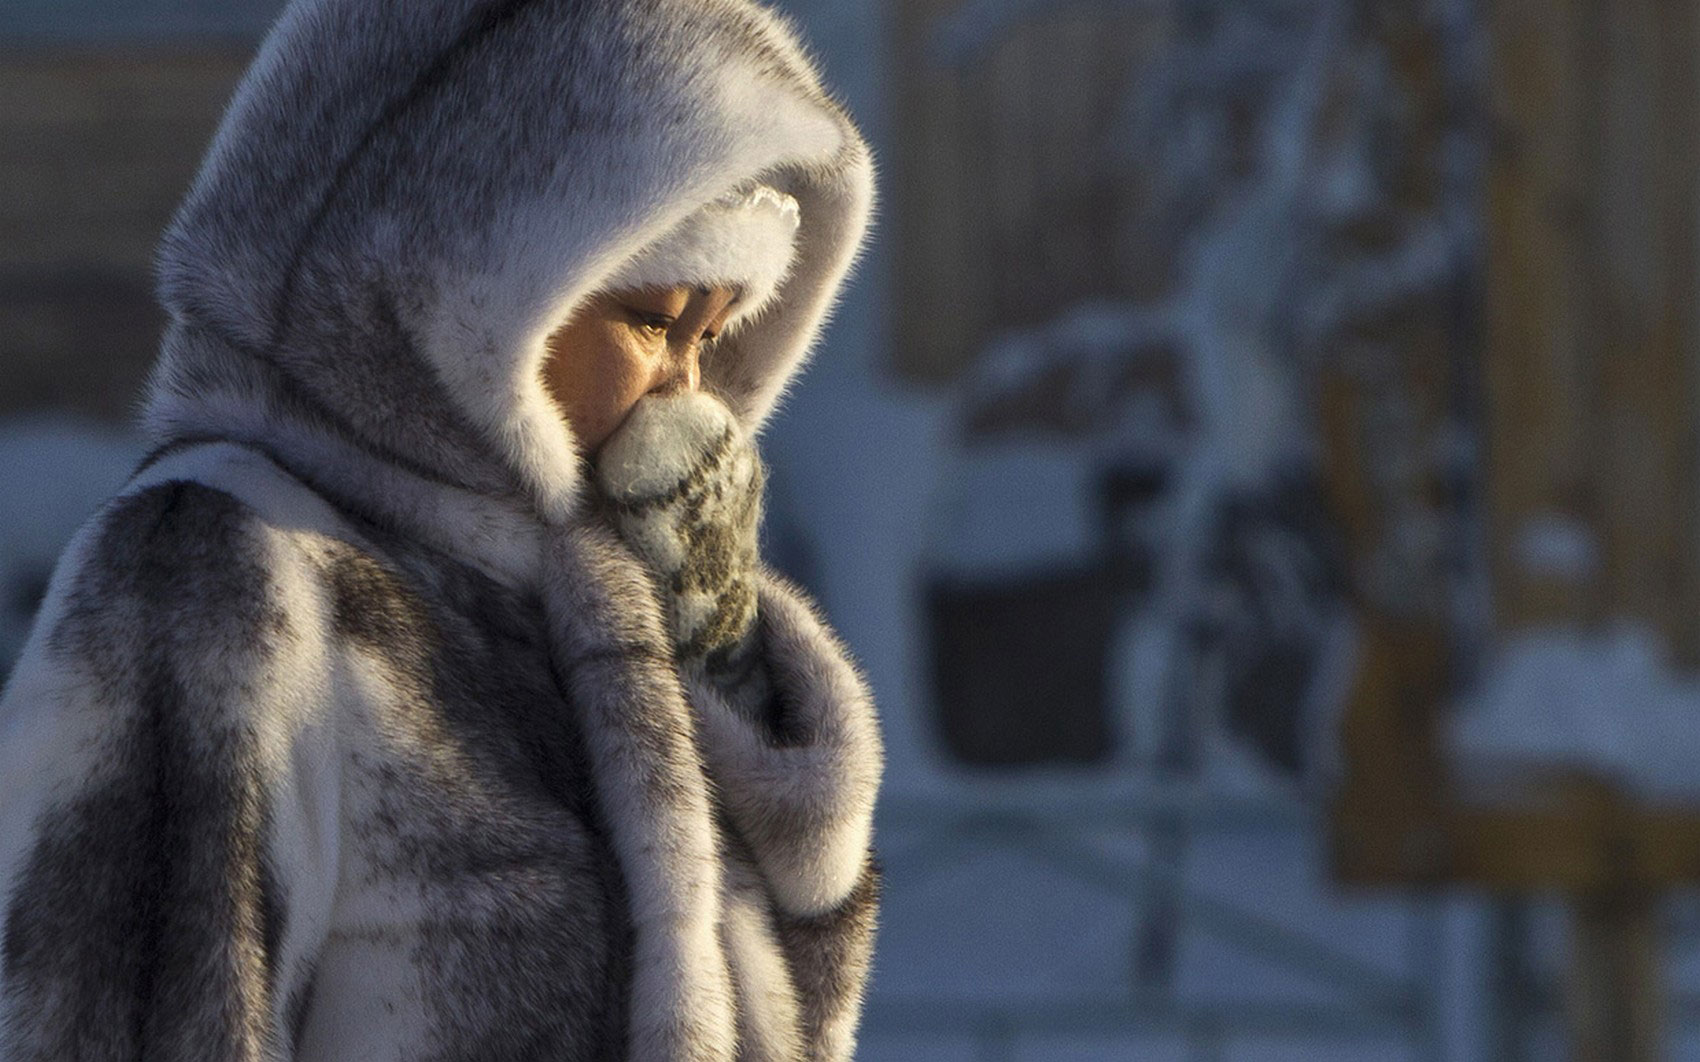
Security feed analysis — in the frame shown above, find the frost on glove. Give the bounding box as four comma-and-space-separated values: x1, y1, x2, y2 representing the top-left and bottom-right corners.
593, 391, 773, 713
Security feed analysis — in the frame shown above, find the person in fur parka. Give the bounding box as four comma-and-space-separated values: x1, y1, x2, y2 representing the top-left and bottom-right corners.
0, 1, 883, 1059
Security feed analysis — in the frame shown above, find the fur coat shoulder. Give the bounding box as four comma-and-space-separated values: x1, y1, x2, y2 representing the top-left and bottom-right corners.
0, 1, 882, 1059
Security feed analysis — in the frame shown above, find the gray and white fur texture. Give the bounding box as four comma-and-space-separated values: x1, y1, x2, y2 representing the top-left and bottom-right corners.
0, 0, 882, 1059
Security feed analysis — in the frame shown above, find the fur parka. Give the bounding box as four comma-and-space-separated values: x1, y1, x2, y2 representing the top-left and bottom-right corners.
0, 1, 882, 1059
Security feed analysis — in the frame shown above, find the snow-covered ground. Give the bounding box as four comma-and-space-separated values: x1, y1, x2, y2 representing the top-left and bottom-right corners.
849, 757, 1529, 1061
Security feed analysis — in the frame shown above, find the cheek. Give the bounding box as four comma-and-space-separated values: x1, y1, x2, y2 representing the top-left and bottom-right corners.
550, 334, 656, 451
599, 351, 654, 420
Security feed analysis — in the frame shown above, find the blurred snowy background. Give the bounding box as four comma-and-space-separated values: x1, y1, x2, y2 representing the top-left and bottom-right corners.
7, 1, 1700, 1059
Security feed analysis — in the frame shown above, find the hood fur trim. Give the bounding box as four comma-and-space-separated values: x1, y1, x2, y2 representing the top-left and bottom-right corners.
602, 183, 803, 328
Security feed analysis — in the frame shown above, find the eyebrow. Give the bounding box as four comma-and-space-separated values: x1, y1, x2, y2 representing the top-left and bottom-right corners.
693, 284, 744, 306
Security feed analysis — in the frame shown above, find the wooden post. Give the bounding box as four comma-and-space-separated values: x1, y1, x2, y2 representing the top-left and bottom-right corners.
1581, 0, 1700, 670
1484, 0, 1700, 661
1321, 3, 1465, 887
1569, 887, 1661, 1062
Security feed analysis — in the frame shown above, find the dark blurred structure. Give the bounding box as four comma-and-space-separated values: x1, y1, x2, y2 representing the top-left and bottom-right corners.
929, 564, 1124, 764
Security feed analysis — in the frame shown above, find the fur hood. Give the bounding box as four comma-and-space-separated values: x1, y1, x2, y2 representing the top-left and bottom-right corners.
143, 0, 876, 538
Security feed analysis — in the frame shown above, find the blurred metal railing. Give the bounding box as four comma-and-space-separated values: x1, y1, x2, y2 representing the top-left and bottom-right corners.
867, 782, 1447, 1061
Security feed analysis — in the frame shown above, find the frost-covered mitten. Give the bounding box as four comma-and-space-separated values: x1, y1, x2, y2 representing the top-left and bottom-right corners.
594, 391, 772, 709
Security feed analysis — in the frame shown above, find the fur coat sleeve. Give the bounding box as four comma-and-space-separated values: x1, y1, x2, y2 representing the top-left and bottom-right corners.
688, 568, 883, 1058
590, 391, 882, 1055
0, 479, 340, 1060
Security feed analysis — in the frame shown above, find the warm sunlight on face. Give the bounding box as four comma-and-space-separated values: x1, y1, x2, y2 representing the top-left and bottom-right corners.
542, 285, 740, 454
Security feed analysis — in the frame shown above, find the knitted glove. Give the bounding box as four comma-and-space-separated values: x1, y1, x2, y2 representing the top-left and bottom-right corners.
593, 391, 771, 705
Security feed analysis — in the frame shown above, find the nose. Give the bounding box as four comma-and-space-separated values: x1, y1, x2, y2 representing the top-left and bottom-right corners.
652, 345, 701, 396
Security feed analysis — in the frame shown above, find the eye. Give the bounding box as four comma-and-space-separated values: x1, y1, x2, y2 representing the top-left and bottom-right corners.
626, 308, 674, 337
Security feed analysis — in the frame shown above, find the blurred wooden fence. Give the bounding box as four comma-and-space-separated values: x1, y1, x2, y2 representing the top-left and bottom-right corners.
0, 49, 247, 420
1325, 0, 1700, 1057
888, 0, 1162, 384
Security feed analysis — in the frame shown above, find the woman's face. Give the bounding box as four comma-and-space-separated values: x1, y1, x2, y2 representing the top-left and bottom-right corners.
543, 284, 740, 454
